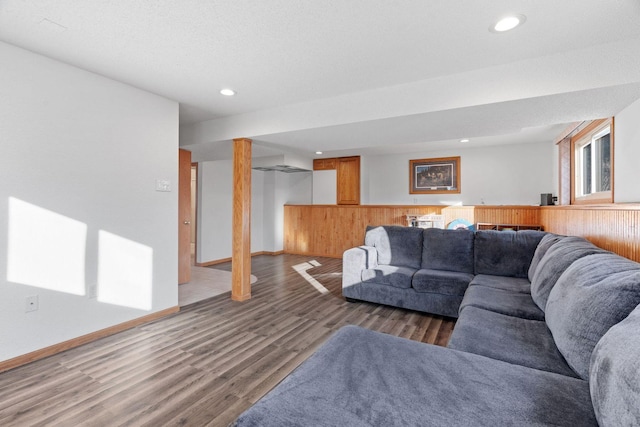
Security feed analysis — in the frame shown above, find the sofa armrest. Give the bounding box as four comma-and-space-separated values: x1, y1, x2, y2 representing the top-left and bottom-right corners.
342, 246, 378, 289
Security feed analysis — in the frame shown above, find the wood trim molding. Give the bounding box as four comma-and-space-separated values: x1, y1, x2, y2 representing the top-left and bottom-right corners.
540, 203, 640, 211
558, 138, 571, 205
191, 161, 199, 269
197, 257, 232, 267
255, 250, 285, 256
286, 204, 446, 209
554, 121, 586, 145
0, 306, 180, 374
197, 251, 284, 267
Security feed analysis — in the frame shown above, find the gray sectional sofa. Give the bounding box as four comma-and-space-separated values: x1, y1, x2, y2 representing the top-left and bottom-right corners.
233, 228, 640, 426
342, 226, 545, 318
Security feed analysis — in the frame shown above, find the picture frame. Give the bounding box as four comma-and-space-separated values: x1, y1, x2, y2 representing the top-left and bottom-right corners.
409, 156, 460, 194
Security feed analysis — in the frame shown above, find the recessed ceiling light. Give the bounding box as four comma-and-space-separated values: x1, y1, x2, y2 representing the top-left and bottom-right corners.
490, 14, 526, 33
220, 88, 236, 96
460, 139, 470, 143
315, 151, 323, 155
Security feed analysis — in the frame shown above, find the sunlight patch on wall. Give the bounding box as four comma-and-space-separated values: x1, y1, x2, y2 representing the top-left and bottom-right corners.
97, 230, 153, 311
7, 197, 87, 295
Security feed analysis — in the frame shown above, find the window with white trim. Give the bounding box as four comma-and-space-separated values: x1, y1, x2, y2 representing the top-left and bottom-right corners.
571, 118, 613, 204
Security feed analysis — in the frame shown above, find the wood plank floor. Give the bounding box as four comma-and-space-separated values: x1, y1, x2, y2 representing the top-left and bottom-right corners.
0, 254, 456, 427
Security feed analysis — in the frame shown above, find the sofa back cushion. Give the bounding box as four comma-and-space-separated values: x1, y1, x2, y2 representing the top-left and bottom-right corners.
545, 253, 640, 380
527, 233, 565, 281
530, 236, 608, 311
473, 230, 545, 278
421, 228, 475, 273
365, 225, 423, 269
590, 302, 640, 426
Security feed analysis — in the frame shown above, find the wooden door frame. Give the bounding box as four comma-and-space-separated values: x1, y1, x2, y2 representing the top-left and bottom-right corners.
191, 162, 199, 267
178, 149, 192, 284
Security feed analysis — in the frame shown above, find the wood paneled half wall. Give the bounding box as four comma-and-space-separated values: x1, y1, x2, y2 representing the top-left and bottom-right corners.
284, 204, 640, 262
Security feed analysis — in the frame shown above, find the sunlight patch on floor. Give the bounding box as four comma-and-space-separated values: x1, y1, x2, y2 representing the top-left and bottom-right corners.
292, 260, 329, 295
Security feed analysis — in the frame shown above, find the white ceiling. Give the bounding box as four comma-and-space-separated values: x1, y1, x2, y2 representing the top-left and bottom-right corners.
2, 1, 640, 160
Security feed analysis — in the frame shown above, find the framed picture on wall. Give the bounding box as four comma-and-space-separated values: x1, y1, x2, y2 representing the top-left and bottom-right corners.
409, 156, 460, 194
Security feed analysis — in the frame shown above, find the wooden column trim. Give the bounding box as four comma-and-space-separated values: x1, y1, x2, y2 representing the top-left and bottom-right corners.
232, 138, 252, 301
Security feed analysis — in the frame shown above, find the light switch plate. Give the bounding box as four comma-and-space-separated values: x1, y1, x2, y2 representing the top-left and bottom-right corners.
156, 179, 171, 192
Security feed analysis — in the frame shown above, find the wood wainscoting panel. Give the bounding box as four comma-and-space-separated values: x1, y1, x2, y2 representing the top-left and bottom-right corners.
441, 206, 475, 226
473, 205, 541, 227
284, 205, 445, 258
441, 205, 542, 229
284, 204, 640, 262
540, 205, 640, 262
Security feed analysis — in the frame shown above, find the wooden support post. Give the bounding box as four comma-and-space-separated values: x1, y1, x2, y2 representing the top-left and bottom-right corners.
232, 138, 252, 301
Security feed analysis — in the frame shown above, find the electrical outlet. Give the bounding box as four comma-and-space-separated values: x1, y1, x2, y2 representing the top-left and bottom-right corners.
25, 295, 39, 312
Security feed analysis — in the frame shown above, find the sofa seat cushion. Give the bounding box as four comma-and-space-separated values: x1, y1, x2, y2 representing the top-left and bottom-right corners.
459, 286, 544, 320
364, 225, 423, 269
448, 306, 578, 378
361, 265, 416, 289
421, 228, 475, 273
590, 303, 640, 426
469, 274, 531, 294
474, 230, 546, 278
412, 268, 473, 296
342, 282, 463, 318
530, 236, 609, 311
234, 326, 596, 427
546, 253, 640, 380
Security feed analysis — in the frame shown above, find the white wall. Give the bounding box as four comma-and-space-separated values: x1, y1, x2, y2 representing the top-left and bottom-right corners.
614, 97, 640, 203
360, 142, 555, 206
251, 170, 265, 251
0, 42, 179, 362
287, 172, 313, 205
197, 164, 311, 262
312, 170, 337, 204
262, 171, 312, 252
197, 160, 233, 262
